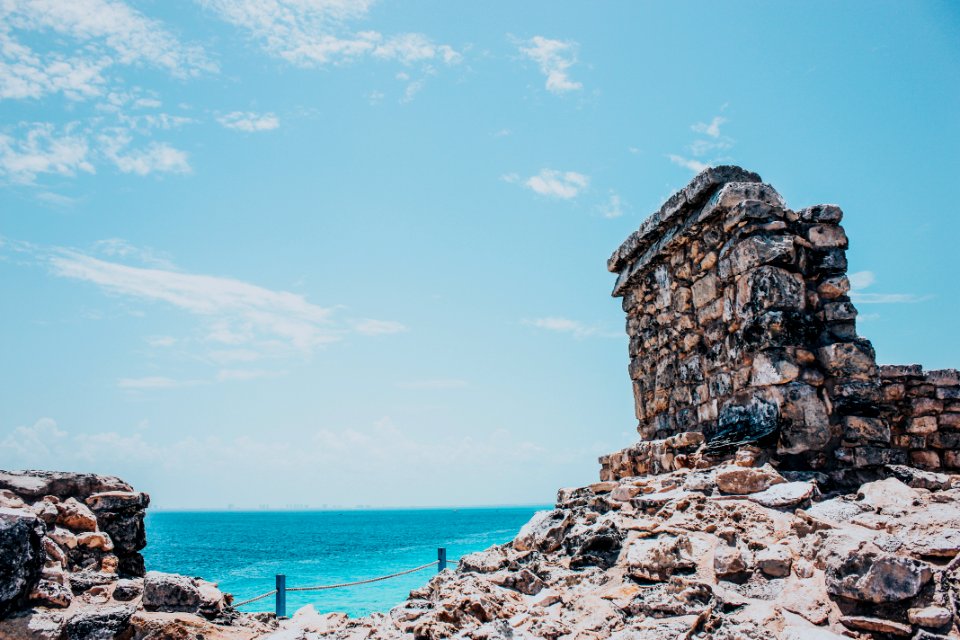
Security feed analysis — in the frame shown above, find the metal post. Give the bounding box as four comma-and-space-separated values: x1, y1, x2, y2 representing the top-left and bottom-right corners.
438, 547, 447, 573
275, 574, 286, 618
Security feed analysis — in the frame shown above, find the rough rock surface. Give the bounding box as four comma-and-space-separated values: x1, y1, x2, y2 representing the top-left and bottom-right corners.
266, 465, 960, 639
0, 470, 276, 640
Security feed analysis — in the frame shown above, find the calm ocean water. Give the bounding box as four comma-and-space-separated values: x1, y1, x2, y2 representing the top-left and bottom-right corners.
142, 507, 544, 617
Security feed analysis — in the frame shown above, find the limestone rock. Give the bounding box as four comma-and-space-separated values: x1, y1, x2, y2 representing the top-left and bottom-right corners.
142, 571, 202, 613
839, 615, 912, 636
625, 534, 695, 581
825, 546, 931, 603
756, 545, 793, 577
0, 507, 45, 617
112, 577, 143, 601
55, 498, 98, 533
746, 481, 815, 508
716, 464, 785, 495
0, 608, 66, 639
513, 510, 570, 553
64, 603, 135, 640
908, 606, 952, 628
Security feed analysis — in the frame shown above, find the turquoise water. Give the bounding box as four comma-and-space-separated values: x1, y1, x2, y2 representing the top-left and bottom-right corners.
142, 507, 544, 617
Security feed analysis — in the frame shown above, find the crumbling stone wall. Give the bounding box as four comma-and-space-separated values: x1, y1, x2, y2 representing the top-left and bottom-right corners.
600, 167, 959, 481
879, 365, 960, 471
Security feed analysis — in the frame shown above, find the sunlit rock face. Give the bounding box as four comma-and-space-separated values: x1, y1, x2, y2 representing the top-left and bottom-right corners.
601, 166, 960, 481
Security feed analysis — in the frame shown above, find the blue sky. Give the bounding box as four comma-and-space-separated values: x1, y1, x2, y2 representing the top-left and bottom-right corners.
1, 1, 958, 509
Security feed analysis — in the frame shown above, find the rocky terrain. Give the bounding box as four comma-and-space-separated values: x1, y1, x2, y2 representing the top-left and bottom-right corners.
271, 459, 960, 639
3, 166, 958, 639
0, 470, 276, 639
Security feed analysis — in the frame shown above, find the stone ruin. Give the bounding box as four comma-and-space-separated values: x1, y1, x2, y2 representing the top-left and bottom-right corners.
599, 166, 960, 483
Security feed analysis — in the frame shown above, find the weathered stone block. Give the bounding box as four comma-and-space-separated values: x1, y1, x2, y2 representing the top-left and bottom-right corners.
750, 351, 799, 386
691, 273, 718, 308
807, 224, 848, 248
816, 275, 850, 299
736, 267, 805, 317
774, 383, 832, 455
907, 416, 937, 435
817, 342, 877, 381
842, 416, 890, 444
719, 234, 795, 279
798, 204, 843, 223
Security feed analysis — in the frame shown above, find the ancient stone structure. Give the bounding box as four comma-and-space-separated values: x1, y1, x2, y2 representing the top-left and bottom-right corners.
600, 166, 960, 482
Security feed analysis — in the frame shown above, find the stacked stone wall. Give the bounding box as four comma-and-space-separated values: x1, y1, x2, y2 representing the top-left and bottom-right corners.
600, 167, 959, 482
879, 365, 960, 471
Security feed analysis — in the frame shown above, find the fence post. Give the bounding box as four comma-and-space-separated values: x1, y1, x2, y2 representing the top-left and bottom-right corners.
437, 547, 447, 573
275, 574, 286, 618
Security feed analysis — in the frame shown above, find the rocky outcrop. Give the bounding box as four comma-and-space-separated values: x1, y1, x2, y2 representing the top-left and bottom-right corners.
0, 470, 276, 639
268, 463, 960, 639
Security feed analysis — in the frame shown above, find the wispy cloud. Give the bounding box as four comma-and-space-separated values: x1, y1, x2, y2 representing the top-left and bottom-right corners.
668, 154, 709, 173
848, 270, 930, 304
217, 111, 280, 132
598, 191, 626, 219
201, 0, 459, 68
48, 250, 339, 351
692, 116, 726, 138
98, 130, 191, 175
508, 168, 589, 199
519, 36, 582, 94
0, 237, 408, 386
0, 0, 214, 101
354, 319, 408, 335
668, 110, 735, 173
523, 316, 618, 339
0, 123, 95, 183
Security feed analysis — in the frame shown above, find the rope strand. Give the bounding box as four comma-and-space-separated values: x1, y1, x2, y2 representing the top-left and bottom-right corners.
286, 561, 438, 592
233, 589, 277, 607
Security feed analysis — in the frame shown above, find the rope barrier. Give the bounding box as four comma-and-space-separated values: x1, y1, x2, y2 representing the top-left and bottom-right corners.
286, 561, 439, 592
232, 553, 462, 609
233, 589, 278, 607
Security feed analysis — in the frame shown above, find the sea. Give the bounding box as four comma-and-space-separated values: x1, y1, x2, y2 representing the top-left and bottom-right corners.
142, 507, 545, 617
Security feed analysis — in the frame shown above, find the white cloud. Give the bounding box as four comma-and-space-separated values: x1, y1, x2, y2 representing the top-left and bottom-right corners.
519, 36, 581, 94
48, 249, 339, 352
0, 123, 95, 184
599, 191, 625, 219
523, 317, 617, 339
217, 111, 280, 132
522, 169, 589, 199
0, 0, 214, 102
670, 112, 735, 173
668, 154, 709, 173
354, 319, 408, 335
99, 131, 191, 175
848, 270, 876, 290
201, 0, 459, 68
146, 335, 177, 347
848, 270, 928, 304
692, 116, 726, 138
93, 238, 175, 268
